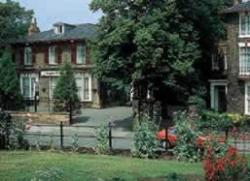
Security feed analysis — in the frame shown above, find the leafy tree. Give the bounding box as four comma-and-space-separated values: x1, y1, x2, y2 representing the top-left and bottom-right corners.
53, 62, 80, 124
90, 0, 233, 121
0, 52, 23, 110
175, 0, 232, 93
0, 0, 33, 51
90, 0, 201, 120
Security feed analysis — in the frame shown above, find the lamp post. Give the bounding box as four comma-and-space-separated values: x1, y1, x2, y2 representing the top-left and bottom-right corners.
34, 80, 39, 112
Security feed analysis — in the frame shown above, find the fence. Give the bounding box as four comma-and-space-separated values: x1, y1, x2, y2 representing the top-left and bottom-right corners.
24, 122, 133, 151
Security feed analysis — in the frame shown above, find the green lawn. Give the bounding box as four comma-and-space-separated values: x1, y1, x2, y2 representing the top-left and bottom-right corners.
0, 151, 204, 181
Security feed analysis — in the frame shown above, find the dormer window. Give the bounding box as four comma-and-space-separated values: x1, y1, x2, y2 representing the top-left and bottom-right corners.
54, 25, 64, 34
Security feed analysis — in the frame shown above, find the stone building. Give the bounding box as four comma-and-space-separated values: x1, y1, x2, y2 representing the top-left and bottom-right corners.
11, 18, 102, 109
210, 0, 250, 114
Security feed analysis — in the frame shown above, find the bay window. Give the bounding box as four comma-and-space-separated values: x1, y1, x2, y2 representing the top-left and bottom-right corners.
20, 74, 38, 100
75, 73, 92, 102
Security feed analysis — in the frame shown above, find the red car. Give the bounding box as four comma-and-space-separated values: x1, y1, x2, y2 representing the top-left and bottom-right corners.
156, 127, 212, 148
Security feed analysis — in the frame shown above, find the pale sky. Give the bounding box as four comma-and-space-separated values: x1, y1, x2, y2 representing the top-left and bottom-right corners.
6, 0, 102, 31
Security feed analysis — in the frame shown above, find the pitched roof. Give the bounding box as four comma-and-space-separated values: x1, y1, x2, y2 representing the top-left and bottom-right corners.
222, 1, 250, 14
14, 23, 98, 44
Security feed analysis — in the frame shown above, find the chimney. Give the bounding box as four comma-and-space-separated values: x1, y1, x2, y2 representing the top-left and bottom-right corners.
28, 17, 40, 36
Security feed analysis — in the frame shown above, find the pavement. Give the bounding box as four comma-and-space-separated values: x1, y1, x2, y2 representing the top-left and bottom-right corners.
24, 106, 134, 150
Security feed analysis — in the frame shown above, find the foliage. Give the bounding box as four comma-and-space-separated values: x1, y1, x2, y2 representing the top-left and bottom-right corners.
172, 111, 200, 162
53, 62, 80, 123
31, 167, 64, 181
0, 52, 23, 110
203, 146, 248, 181
0, 110, 28, 149
71, 134, 79, 152
90, 0, 202, 106
198, 111, 233, 132
96, 123, 109, 154
0, 0, 33, 47
0, 111, 12, 149
187, 95, 206, 113
132, 117, 159, 158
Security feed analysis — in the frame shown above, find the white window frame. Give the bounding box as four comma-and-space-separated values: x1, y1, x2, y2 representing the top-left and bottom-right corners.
24, 47, 32, 65
49, 46, 57, 65
75, 73, 92, 102
239, 13, 250, 38
245, 82, 250, 115
210, 80, 227, 111
239, 43, 250, 75
76, 45, 86, 64
20, 73, 39, 100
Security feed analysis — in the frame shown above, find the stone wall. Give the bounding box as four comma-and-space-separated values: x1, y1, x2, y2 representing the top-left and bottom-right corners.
224, 14, 245, 114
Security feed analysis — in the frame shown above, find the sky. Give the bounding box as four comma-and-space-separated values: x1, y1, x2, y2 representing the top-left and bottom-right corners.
10, 0, 103, 31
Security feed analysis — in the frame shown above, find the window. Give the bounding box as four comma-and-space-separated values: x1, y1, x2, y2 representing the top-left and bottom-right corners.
76, 45, 86, 64
239, 47, 250, 75
49, 46, 57, 65
24, 47, 32, 65
240, 13, 250, 37
83, 77, 90, 100
245, 83, 250, 115
20, 74, 38, 100
75, 73, 92, 101
49, 77, 58, 100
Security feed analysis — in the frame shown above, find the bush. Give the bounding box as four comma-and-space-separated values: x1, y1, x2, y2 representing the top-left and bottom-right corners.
173, 111, 201, 162
96, 123, 109, 154
0, 111, 28, 149
0, 111, 11, 149
203, 146, 248, 181
188, 95, 206, 113
71, 134, 79, 152
132, 117, 159, 158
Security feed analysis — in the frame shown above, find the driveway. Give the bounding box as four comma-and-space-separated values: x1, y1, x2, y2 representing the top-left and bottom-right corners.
74, 106, 133, 131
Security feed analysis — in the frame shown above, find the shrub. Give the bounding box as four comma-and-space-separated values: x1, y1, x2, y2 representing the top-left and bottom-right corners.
96, 123, 109, 154
132, 117, 159, 158
203, 146, 248, 181
71, 134, 79, 152
0, 111, 12, 149
188, 95, 206, 113
0, 111, 28, 149
172, 111, 201, 162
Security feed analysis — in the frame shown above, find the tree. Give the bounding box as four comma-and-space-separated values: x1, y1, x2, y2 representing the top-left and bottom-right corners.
53, 62, 80, 124
0, 52, 23, 110
90, 0, 201, 121
0, 0, 33, 51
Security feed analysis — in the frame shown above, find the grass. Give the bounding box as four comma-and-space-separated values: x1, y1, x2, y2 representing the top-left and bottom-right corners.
0, 151, 204, 181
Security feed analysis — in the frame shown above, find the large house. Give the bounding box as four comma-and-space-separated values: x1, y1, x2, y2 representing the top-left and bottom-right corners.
210, 0, 250, 115
11, 18, 102, 109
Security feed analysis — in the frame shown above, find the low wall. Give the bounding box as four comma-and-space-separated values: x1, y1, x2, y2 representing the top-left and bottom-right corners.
8, 111, 69, 125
